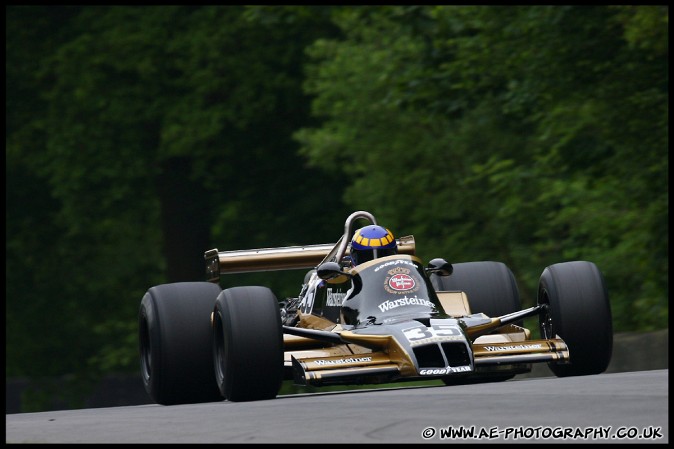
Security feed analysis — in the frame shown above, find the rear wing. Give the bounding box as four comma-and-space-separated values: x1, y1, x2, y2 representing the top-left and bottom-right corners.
204, 235, 416, 282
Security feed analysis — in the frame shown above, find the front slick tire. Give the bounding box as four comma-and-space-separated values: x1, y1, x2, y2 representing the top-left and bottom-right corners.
213, 286, 283, 402
139, 282, 223, 405
538, 261, 613, 377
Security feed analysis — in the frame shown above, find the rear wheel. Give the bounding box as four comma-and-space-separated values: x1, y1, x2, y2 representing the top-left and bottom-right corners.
213, 286, 284, 401
431, 261, 521, 319
139, 282, 223, 405
538, 261, 612, 376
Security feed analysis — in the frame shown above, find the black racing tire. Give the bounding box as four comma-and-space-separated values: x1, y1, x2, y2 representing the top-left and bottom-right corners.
431, 261, 521, 319
213, 286, 284, 402
139, 282, 223, 405
537, 261, 612, 377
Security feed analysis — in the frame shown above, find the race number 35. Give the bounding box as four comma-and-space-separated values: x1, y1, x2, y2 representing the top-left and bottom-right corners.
403, 324, 462, 341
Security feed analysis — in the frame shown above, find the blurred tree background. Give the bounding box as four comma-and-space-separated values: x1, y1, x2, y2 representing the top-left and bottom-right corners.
6, 5, 668, 412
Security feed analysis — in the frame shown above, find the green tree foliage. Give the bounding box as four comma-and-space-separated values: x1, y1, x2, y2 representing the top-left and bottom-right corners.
296, 5, 668, 330
6, 5, 346, 410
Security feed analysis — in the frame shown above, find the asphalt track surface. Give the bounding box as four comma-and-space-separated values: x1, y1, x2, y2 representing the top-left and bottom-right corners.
6, 370, 668, 444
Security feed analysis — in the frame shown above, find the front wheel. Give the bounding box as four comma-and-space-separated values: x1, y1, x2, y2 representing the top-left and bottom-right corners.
139, 282, 223, 405
538, 261, 612, 376
213, 286, 284, 402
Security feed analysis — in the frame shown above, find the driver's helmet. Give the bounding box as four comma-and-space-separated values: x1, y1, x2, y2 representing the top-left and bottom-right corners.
350, 225, 398, 266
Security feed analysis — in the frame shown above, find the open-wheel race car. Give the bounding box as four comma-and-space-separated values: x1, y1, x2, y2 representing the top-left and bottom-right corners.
138, 210, 613, 404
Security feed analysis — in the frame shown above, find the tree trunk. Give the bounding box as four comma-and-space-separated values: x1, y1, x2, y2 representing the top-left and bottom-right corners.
156, 157, 212, 282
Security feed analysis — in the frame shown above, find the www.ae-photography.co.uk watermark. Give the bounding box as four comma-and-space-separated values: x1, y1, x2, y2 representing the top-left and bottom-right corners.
421, 425, 664, 441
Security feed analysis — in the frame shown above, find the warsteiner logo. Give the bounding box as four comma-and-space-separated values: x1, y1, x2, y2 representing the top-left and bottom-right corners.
326, 288, 346, 306
314, 357, 372, 366
385, 267, 420, 294
484, 344, 543, 352
378, 295, 434, 312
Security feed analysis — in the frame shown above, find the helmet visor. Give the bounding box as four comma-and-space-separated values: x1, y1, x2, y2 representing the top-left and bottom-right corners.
352, 247, 398, 266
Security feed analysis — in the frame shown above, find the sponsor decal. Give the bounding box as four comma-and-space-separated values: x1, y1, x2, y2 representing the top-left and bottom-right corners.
484, 344, 543, 352
326, 288, 346, 306
384, 266, 420, 294
419, 366, 471, 375
389, 273, 416, 291
378, 295, 434, 312
374, 259, 416, 272
299, 289, 315, 314
314, 357, 372, 366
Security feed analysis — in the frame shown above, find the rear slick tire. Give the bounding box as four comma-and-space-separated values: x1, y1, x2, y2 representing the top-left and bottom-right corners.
431, 261, 521, 319
139, 282, 223, 405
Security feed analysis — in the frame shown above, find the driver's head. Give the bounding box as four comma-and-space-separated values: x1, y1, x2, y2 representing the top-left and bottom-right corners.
350, 225, 398, 266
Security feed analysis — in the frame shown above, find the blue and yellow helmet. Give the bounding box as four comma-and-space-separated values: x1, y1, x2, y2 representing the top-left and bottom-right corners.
350, 225, 398, 266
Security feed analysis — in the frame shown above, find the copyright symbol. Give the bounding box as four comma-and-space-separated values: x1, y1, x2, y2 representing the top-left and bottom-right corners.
422, 427, 436, 439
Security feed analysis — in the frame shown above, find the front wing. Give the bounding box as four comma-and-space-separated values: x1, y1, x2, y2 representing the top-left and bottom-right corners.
284, 317, 569, 387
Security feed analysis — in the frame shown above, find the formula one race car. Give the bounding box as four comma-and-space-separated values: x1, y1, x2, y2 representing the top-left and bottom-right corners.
138, 211, 613, 404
